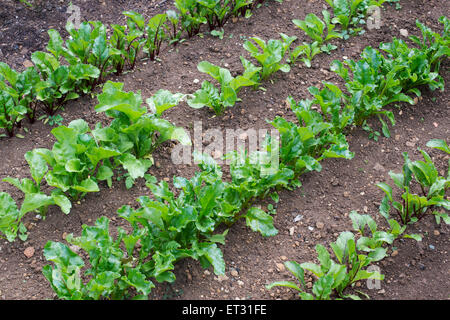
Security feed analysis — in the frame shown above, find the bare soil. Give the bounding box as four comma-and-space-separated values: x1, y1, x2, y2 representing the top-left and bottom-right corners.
0, 0, 449, 300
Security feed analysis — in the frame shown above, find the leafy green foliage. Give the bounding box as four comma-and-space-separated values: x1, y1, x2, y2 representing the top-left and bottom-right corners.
43, 217, 154, 300
0, 62, 41, 129
174, 0, 208, 38
269, 96, 354, 178
408, 16, 450, 71
144, 14, 168, 61
380, 17, 449, 93
243, 34, 296, 80
3, 149, 72, 219
164, 10, 184, 45
198, 0, 232, 30
31, 50, 100, 115
331, 47, 414, 137
0, 192, 26, 242
289, 41, 321, 68
325, 0, 386, 38
95, 81, 191, 161
377, 141, 450, 225
267, 202, 423, 300
292, 10, 342, 46
187, 61, 260, 115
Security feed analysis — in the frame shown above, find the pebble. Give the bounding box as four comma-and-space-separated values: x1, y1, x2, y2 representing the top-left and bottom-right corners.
230, 269, 239, 277
316, 222, 324, 229
400, 29, 409, 37
23, 247, 35, 259
378, 289, 386, 294
280, 256, 287, 261
275, 263, 285, 272
373, 162, 385, 172
204, 270, 211, 276
237, 280, 244, 286
391, 250, 399, 257
289, 227, 295, 236
216, 274, 229, 282
293, 214, 303, 222
433, 230, 440, 236
429, 244, 435, 250
23, 60, 34, 68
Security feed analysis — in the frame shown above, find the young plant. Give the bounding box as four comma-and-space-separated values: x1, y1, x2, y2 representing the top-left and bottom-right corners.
144, 14, 168, 61
187, 61, 260, 115
31, 51, 99, 115
43, 217, 154, 300
267, 230, 386, 300
330, 47, 414, 138
290, 41, 322, 67
269, 96, 354, 178
380, 39, 446, 93
325, 0, 386, 38
95, 81, 191, 163
0, 90, 27, 137
29, 120, 121, 201
197, 0, 232, 30
174, 0, 207, 38
292, 10, 342, 46
377, 140, 450, 225
0, 62, 41, 124
231, 0, 254, 17
408, 16, 450, 71
267, 206, 421, 300
164, 10, 184, 45
0, 192, 27, 242
2, 149, 72, 228
243, 34, 296, 81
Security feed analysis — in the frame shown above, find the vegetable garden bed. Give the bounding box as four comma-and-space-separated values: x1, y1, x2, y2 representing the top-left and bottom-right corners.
0, 0, 448, 300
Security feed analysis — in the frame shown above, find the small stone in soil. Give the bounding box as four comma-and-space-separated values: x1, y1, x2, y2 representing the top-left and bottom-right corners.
275, 263, 285, 272
23, 247, 35, 259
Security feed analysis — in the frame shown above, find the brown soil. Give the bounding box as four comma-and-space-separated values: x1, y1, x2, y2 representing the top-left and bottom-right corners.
0, 0, 449, 300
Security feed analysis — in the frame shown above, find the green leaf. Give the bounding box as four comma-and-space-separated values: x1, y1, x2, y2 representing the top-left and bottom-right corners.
119, 153, 153, 180
285, 261, 306, 288
123, 269, 154, 296
244, 207, 278, 237
71, 178, 100, 193
20, 193, 55, 215
377, 182, 393, 201
52, 194, 72, 214
0, 192, 22, 242
198, 243, 225, 276
146, 90, 185, 117
43, 241, 85, 268
426, 139, 450, 154
266, 281, 302, 292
